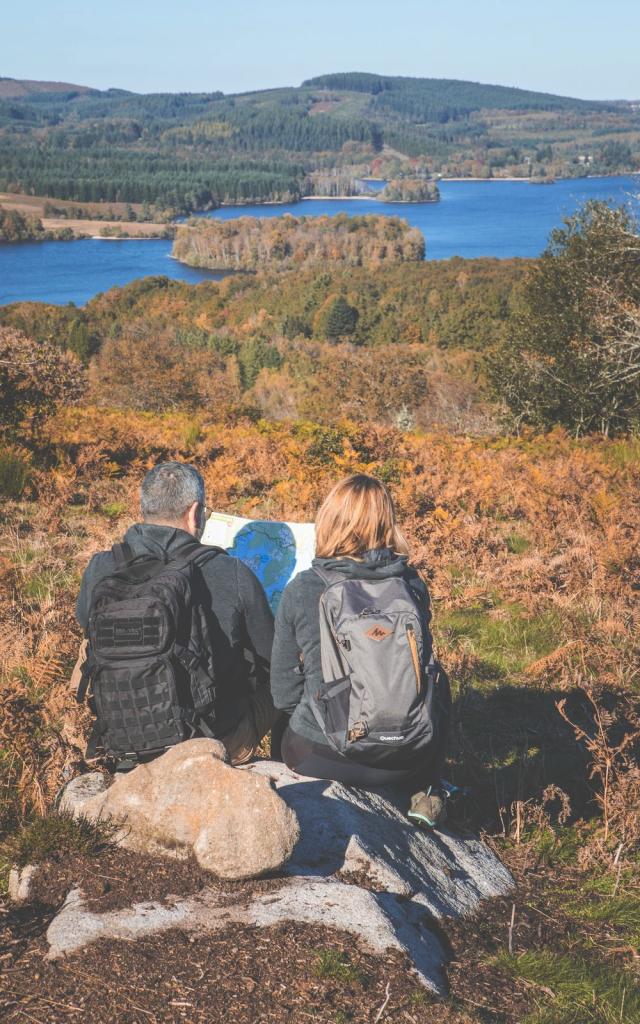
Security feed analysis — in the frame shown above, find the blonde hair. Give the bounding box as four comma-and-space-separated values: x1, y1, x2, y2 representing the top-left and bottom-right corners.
315, 474, 409, 559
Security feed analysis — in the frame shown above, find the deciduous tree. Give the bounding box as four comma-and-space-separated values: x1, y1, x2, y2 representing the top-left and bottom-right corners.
491, 202, 640, 435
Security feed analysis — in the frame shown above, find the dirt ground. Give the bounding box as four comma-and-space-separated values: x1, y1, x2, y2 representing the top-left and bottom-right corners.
3, 839, 636, 1024
0, 193, 146, 218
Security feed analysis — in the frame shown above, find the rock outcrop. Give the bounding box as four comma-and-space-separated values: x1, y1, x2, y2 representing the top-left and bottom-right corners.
54, 753, 514, 992
60, 740, 300, 880
47, 880, 448, 991
246, 761, 513, 919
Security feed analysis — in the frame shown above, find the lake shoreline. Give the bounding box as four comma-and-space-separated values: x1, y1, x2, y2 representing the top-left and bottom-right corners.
440, 171, 640, 182
301, 195, 439, 204
5, 172, 637, 249
2, 175, 638, 306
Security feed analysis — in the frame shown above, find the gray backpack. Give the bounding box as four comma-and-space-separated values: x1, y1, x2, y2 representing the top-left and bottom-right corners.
311, 568, 438, 767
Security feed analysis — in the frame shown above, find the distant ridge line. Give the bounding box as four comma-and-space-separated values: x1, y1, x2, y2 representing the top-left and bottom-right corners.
0, 73, 631, 106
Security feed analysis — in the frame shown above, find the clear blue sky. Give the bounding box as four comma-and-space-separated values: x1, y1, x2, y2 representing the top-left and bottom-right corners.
1, 0, 638, 100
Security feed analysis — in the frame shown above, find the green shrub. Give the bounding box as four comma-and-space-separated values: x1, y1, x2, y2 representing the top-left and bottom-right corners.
1, 809, 119, 869
183, 421, 202, 448
101, 500, 127, 518
0, 449, 30, 499
506, 532, 531, 555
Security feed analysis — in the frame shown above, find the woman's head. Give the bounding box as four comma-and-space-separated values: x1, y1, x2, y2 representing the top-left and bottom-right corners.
315, 474, 409, 559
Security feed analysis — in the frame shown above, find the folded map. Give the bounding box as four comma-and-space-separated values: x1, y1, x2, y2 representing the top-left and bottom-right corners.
202, 512, 316, 612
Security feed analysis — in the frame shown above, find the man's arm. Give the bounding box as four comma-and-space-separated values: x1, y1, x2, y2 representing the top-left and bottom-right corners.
270, 583, 304, 714
236, 560, 274, 687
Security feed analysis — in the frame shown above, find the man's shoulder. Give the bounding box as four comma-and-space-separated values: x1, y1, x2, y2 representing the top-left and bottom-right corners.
196, 546, 236, 573
82, 547, 116, 581
196, 547, 245, 592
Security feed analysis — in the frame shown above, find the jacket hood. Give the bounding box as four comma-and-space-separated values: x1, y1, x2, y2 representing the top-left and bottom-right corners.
123, 522, 200, 561
312, 547, 409, 580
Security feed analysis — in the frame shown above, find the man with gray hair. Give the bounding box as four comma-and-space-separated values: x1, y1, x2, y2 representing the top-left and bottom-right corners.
75, 462, 279, 766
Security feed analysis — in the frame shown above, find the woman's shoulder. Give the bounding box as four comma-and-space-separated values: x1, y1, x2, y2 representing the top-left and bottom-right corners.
279, 566, 323, 610
286, 567, 325, 594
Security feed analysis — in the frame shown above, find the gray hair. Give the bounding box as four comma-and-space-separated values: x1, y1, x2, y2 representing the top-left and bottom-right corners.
140, 462, 205, 522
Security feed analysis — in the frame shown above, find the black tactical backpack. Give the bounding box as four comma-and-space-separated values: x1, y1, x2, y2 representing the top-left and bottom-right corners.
78, 540, 224, 762
311, 568, 445, 768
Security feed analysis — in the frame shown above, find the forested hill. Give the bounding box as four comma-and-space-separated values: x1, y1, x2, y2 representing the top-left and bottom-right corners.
0, 77, 95, 98
302, 72, 617, 118
0, 72, 638, 213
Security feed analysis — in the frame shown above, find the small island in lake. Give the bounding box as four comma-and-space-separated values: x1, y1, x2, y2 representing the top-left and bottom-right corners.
172, 213, 426, 270
379, 178, 440, 203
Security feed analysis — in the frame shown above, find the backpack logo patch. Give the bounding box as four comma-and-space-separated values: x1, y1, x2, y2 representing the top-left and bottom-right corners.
366, 625, 392, 642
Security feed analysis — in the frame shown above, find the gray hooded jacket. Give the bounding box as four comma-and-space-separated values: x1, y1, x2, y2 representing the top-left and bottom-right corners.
271, 548, 432, 744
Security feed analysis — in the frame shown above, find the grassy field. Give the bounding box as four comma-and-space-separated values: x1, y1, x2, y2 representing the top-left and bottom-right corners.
0, 193, 169, 238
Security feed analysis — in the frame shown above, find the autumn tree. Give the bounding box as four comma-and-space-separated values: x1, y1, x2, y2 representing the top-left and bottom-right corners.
0, 208, 45, 242
0, 327, 85, 440
238, 337, 282, 390
67, 320, 99, 365
89, 329, 241, 414
300, 344, 429, 423
491, 202, 640, 435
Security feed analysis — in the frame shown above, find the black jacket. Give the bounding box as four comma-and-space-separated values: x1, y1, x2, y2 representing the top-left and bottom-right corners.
270, 548, 432, 744
76, 523, 274, 737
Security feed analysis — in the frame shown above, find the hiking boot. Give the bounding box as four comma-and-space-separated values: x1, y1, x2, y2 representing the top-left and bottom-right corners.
408, 786, 447, 829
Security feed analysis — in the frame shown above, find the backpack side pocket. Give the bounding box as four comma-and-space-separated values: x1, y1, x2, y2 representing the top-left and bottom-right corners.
312, 675, 352, 754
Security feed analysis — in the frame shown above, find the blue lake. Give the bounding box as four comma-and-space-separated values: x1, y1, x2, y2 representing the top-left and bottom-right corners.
1, 175, 638, 306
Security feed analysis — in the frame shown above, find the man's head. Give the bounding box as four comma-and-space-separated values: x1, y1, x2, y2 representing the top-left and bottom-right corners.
140, 462, 206, 539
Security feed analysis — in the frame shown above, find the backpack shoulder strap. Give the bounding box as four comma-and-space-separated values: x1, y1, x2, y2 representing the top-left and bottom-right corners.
106, 540, 167, 584
108, 540, 224, 577
312, 565, 344, 589
112, 540, 135, 568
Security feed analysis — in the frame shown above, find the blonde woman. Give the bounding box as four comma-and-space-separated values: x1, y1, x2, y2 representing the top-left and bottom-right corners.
271, 474, 451, 828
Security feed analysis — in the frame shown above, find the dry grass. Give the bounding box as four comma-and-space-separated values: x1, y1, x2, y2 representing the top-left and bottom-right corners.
0, 193, 147, 218
1, 410, 638, 853
42, 219, 169, 238
0, 193, 168, 238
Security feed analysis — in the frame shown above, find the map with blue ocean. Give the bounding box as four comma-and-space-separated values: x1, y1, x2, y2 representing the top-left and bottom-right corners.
202, 512, 316, 611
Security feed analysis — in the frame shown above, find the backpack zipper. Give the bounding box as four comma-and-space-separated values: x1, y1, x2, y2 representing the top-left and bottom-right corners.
406, 624, 422, 694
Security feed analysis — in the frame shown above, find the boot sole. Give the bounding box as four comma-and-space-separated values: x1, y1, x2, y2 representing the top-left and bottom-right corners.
407, 809, 441, 829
